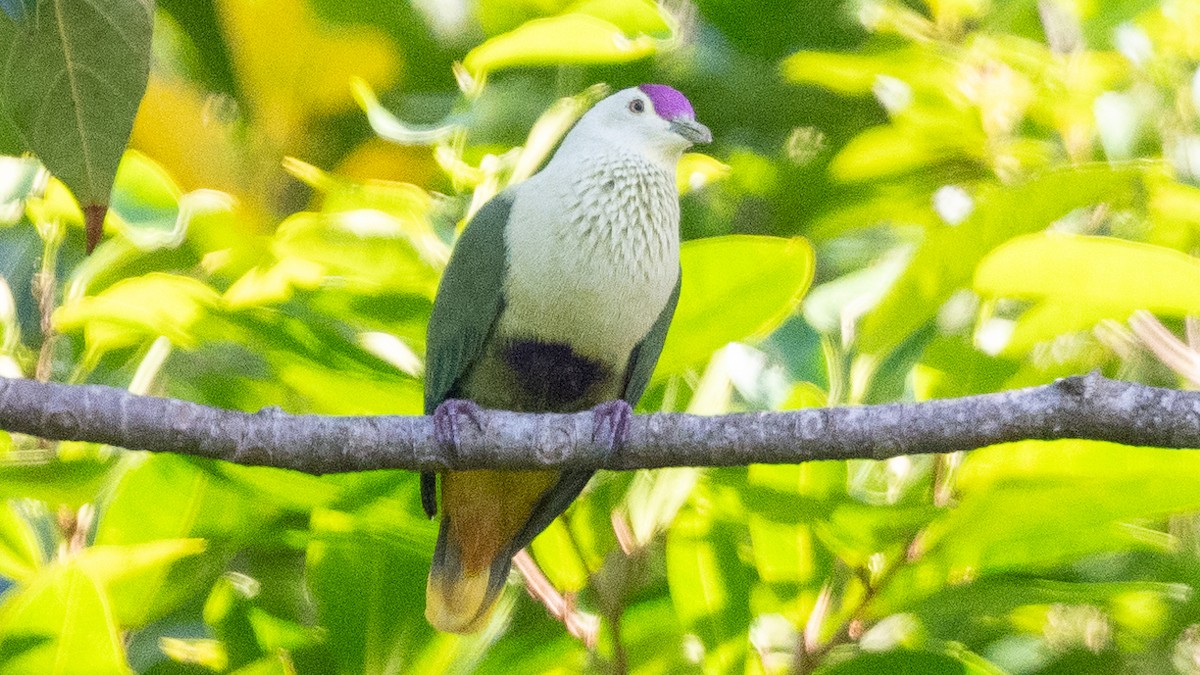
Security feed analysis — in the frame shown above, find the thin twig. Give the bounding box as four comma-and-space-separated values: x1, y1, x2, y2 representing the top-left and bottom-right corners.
797, 541, 914, 673
512, 550, 599, 647
32, 271, 55, 383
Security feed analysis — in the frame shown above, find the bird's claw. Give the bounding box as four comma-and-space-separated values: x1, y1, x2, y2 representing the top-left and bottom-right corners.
591, 400, 633, 453
433, 399, 486, 454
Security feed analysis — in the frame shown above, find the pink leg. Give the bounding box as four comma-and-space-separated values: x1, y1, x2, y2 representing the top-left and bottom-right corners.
433, 399, 486, 452
591, 400, 633, 452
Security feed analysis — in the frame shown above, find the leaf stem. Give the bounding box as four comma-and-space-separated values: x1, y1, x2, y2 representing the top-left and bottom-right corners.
32, 218, 62, 383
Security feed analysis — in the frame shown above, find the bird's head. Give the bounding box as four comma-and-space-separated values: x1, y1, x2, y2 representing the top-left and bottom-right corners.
567, 84, 711, 164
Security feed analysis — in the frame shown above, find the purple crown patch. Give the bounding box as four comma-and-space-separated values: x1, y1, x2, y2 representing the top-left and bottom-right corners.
638, 84, 695, 120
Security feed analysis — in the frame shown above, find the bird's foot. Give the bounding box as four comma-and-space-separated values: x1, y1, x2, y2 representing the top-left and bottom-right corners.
433, 399, 486, 454
591, 400, 633, 453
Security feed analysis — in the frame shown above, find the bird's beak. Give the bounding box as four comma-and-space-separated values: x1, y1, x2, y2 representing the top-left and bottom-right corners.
669, 117, 712, 145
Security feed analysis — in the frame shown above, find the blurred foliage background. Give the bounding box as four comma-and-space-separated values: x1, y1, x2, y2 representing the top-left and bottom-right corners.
3, 0, 1200, 672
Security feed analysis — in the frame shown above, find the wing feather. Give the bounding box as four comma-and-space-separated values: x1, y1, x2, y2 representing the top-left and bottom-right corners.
424, 194, 513, 413
421, 195, 512, 516
622, 270, 681, 404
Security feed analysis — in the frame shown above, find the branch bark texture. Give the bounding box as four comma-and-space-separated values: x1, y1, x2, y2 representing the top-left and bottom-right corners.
0, 373, 1198, 474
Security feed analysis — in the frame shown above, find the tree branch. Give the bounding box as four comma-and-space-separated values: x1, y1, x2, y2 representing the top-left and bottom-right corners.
0, 373, 1198, 474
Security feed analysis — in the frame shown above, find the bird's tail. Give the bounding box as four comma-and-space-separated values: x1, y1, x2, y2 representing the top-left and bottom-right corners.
425, 515, 512, 633
425, 468, 591, 632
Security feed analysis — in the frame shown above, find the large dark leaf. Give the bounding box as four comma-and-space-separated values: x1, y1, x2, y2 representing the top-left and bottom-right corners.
0, 0, 154, 250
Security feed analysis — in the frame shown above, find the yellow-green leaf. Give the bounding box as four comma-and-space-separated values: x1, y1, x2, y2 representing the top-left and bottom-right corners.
75, 539, 208, 627
781, 47, 947, 95
54, 273, 219, 358
0, 455, 118, 508
462, 14, 657, 79
108, 151, 184, 250
0, 502, 41, 582
859, 164, 1147, 357
0, 562, 129, 674
657, 235, 814, 376
565, 0, 671, 37
676, 153, 731, 195
528, 519, 590, 592
272, 211, 442, 297
976, 233, 1200, 313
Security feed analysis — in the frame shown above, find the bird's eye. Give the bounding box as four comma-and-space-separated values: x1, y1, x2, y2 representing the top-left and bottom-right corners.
628, 98, 645, 114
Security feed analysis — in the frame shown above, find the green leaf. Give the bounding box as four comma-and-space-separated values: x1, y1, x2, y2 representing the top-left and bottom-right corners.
284, 158, 443, 240
306, 495, 437, 567
972, 234, 1200, 356
0, 501, 41, 582
222, 257, 326, 309
625, 467, 702, 547
917, 334, 1019, 399
156, 636, 229, 672
994, 298, 1114, 357
349, 79, 459, 146
782, 51, 892, 94
657, 235, 814, 375
0, 225, 39, 345
677, 152, 732, 195
816, 502, 939, 570
829, 117, 987, 182
0, 0, 153, 236
803, 251, 909, 334
204, 574, 266, 669
0, 275, 19, 355
665, 504, 751, 673
230, 655, 293, 675
469, 619, 583, 674
565, 0, 671, 38
462, 14, 657, 79
815, 649, 1002, 675
781, 47, 947, 96
0, 562, 130, 674
306, 507, 436, 675
53, 272, 219, 358
901, 577, 1183, 645
0, 454, 117, 507
93, 456, 280, 624
207, 463, 339, 514
859, 164, 1147, 357
274, 358, 424, 415
94, 455, 282, 546
976, 233, 1200, 313
270, 211, 442, 298
608, 596, 692, 673
527, 518, 590, 592
882, 441, 1200, 610
746, 468, 841, 622
109, 151, 184, 250
75, 539, 208, 627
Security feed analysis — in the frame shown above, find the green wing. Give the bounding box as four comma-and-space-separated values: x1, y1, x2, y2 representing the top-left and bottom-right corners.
422, 194, 511, 517
622, 270, 681, 405
423, 194, 512, 414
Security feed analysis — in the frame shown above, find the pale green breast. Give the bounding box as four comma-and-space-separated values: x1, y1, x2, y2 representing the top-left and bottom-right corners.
497, 152, 681, 367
